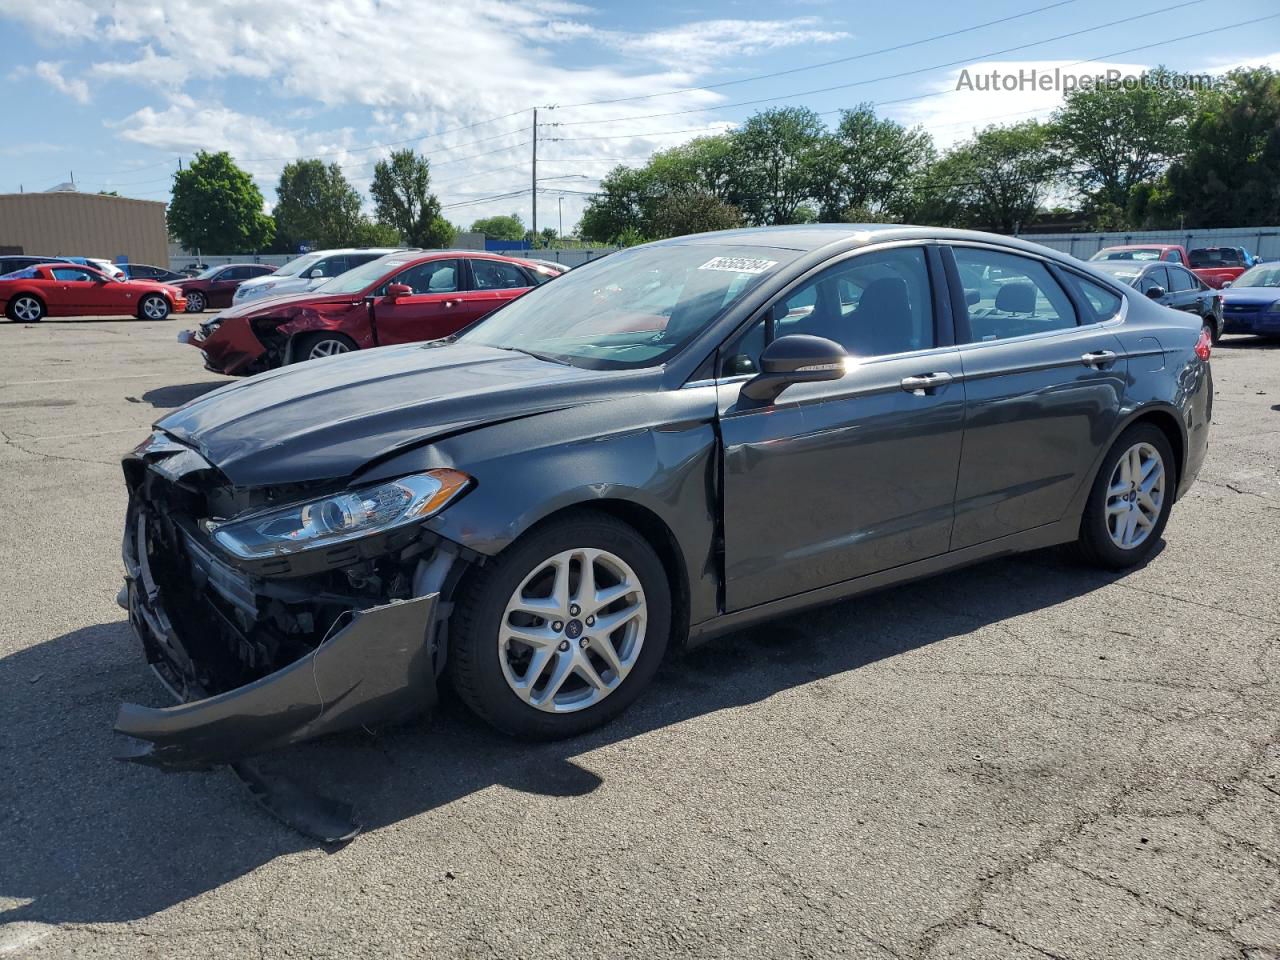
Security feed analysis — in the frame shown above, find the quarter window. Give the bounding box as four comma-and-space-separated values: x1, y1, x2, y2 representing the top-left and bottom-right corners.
952, 247, 1076, 341
1061, 273, 1124, 322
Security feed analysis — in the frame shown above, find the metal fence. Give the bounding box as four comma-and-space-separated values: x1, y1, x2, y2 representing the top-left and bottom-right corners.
167, 247, 617, 271
1018, 226, 1280, 261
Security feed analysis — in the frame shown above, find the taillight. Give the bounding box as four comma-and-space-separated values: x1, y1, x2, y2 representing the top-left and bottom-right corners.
1194, 328, 1212, 360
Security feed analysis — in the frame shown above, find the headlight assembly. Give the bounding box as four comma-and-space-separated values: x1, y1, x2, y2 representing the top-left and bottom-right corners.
208, 470, 471, 559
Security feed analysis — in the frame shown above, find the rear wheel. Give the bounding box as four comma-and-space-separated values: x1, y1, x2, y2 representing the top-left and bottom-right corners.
7, 295, 44, 322
1202, 316, 1221, 345
184, 290, 206, 313
1072, 423, 1174, 569
288, 332, 357, 364
138, 294, 170, 321
449, 512, 671, 739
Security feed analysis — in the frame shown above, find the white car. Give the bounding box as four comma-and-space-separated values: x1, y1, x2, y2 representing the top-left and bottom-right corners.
231, 248, 408, 305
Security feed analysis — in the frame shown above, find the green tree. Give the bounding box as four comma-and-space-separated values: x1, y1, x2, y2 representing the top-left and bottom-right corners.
579, 166, 655, 244
470, 214, 526, 242
273, 159, 365, 252
168, 150, 273, 253
1166, 67, 1280, 227
651, 190, 743, 238
369, 149, 453, 247
917, 122, 1061, 232
733, 107, 827, 225
1050, 66, 1200, 224
812, 105, 935, 221
352, 220, 404, 246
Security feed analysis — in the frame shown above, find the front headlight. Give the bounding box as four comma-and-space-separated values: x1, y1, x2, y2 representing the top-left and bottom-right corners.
208, 470, 471, 559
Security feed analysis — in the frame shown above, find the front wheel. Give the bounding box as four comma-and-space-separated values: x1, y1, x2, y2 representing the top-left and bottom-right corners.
449, 512, 672, 739
288, 331, 357, 364
138, 294, 170, 321
184, 291, 206, 313
7, 295, 44, 322
1072, 423, 1175, 569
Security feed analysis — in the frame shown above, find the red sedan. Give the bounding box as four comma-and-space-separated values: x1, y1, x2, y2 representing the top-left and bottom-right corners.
174, 263, 277, 313
1, 263, 186, 322
185, 251, 558, 375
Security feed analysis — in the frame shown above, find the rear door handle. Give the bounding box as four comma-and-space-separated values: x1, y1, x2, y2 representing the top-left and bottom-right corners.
1081, 350, 1117, 367
900, 371, 954, 394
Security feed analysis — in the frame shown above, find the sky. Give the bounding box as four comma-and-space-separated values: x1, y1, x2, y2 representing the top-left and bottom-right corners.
0, 0, 1276, 237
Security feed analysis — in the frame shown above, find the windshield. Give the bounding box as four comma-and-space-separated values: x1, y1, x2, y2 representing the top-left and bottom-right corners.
312, 254, 406, 295
1090, 248, 1162, 262
1090, 262, 1143, 284
459, 244, 796, 369
1232, 264, 1280, 288
272, 253, 323, 278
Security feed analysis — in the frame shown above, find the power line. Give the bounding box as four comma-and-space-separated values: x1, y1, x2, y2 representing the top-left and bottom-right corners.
547, 0, 1211, 128
552, 0, 1082, 110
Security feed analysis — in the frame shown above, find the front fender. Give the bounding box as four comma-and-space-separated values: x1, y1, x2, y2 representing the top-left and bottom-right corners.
276, 308, 374, 350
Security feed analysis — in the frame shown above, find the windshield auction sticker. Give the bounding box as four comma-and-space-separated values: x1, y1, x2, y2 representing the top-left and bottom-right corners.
698, 257, 778, 275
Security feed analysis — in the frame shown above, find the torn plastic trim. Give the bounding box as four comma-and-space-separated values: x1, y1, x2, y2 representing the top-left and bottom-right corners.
114, 592, 438, 771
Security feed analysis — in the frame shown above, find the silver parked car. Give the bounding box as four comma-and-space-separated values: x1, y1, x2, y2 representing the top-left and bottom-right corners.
231, 248, 408, 305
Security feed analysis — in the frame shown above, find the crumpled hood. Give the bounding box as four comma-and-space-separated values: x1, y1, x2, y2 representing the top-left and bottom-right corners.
156, 342, 649, 486
217, 289, 359, 318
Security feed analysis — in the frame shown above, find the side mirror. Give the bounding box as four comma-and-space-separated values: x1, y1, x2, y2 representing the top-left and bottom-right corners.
1145, 286, 1165, 300
740, 334, 846, 403
385, 283, 412, 302
1221, 280, 1233, 288
309, 268, 324, 279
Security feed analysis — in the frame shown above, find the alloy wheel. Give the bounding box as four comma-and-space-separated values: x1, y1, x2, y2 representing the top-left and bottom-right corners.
186, 292, 204, 312
1106, 441, 1165, 550
498, 547, 647, 713
142, 296, 168, 319
307, 339, 350, 359
13, 297, 41, 321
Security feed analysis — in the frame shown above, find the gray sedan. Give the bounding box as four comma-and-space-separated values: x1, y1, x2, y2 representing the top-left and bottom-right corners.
115, 225, 1212, 780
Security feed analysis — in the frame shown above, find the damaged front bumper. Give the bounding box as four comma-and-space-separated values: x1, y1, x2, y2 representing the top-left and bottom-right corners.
116, 448, 445, 771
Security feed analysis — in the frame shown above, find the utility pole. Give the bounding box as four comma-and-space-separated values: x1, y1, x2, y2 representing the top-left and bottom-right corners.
531, 108, 538, 245
558, 195, 564, 240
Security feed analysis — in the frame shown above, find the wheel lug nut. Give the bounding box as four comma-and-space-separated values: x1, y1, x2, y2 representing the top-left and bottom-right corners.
585, 615, 595, 626
579, 637, 589, 649
552, 621, 564, 632
558, 640, 570, 652
569, 604, 580, 616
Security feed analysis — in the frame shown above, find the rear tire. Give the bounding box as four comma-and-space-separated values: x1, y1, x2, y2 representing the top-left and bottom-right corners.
1071, 423, 1175, 570
449, 511, 671, 740
7, 295, 44, 322
1202, 317, 1221, 345
138, 294, 170, 321
288, 331, 357, 364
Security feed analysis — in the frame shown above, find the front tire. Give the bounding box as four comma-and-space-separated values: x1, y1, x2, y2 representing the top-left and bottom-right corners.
449, 511, 672, 739
7, 295, 44, 322
184, 291, 206, 313
288, 331, 357, 364
1072, 423, 1175, 570
138, 294, 170, 321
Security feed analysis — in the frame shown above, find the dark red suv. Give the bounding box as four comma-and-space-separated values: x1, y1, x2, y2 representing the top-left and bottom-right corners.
183, 251, 559, 375
174, 263, 277, 313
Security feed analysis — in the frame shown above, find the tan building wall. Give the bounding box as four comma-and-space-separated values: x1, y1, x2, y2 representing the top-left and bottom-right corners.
0, 192, 169, 265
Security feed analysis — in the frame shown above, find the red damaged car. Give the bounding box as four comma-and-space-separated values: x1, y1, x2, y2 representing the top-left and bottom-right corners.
1, 262, 186, 322
184, 251, 560, 375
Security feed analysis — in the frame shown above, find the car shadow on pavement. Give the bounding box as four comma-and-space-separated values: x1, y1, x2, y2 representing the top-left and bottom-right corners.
0, 547, 1141, 928
136, 382, 227, 408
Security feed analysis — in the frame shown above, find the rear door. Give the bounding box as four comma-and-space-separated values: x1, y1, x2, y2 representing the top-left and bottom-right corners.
371, 259, 466, 345
463, 259, 534, 321
1164, 265, 1212, 317
944, 243, 1127, 550
718, 243, 966, 609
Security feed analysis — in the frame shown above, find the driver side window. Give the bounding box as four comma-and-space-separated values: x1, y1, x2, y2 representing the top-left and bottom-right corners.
386, 260, 459, 295
52, 267, 95, 282
720, 246, 934, 376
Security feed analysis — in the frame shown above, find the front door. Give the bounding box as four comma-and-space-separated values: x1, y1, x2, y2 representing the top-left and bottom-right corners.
718, 244, 966, 610
372, 259, 479, 345
207, 267, 245, 307
945, 243, 1127, 550
49, 266, 107, 313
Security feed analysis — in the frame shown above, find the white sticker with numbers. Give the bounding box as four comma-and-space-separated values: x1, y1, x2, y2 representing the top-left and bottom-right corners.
697, 256, 778, 275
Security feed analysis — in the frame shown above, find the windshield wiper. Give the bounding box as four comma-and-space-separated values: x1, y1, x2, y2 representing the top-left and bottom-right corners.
498, 346, 572, 366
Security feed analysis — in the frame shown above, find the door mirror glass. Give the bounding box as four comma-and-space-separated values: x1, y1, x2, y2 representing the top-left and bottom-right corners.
1222, 280, 1232, 288
385, 283, 413, 302
1145, 285, 1165, 300
309, 268, 325, 279
741, 334, 846, 403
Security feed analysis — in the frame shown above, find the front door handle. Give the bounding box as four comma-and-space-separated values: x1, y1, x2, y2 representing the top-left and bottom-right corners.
443, 300, 456, 308
1081, 350, 1117, 367
900, 371, 954, 395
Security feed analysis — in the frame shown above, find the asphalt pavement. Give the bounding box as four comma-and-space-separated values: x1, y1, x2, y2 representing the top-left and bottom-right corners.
0, 316, 1277, 959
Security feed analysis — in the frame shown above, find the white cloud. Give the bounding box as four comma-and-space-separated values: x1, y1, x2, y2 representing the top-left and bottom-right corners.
23, 61, 92, 104
91, 47, 191, 88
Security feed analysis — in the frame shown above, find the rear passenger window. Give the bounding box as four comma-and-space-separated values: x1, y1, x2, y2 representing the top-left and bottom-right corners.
953, 247, 1076, 342
472, 260, 531, 290
1167, 267, 1198, 293
1061, 273, 1124, 323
